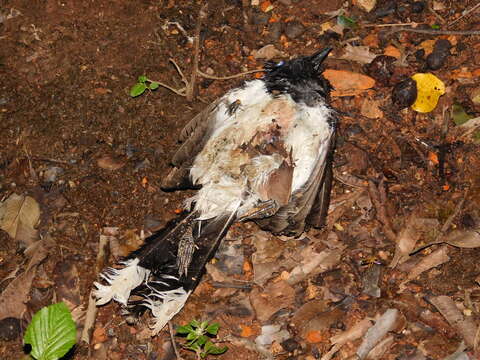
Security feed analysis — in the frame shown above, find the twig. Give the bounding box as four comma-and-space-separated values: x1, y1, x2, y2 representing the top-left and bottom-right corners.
80, 233, 110, 346
197, 69, 263, 80
363, 22, 423, 27
168, 321, 182, 360
368, 179, 397, 243
390, 27, 480, 35
186, 3, 208, 102
169, 58, 189, 87
448, 1, 480, 28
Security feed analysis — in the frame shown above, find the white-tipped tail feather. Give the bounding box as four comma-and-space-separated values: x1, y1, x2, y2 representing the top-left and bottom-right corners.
94, 258, 149, 305
143, 287, 191, 335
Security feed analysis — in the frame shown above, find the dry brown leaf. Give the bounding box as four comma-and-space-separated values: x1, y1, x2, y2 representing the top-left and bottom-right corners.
357, 309, 402, 359
323, 69, 375, 97
360, 97, 384, 119
429, 295, 477, 348
383, 45, 401, 59
251, 45, 284, 60
398, 246, 450, 292
0, 193, 40, 247
249, 280, 295, 322
96, 155, 126, 171
443, 229, 480, 248
287, 245, 343, 285
340, 44, 377, 65
353, 0, 377, 12
390, 216, 439, 268
0, 239, 49, 321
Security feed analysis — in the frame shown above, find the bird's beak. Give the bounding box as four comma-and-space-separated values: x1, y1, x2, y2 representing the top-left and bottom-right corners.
311, 47, 333, 72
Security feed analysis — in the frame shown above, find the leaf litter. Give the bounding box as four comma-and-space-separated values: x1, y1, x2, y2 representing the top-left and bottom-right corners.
2, 0, 480, 359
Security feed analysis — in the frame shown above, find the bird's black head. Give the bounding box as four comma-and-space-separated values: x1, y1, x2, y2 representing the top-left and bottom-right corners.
263, 47, 333, 106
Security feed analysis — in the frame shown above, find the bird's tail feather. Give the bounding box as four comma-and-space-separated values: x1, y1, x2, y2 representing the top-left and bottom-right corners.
94, 209, 237, 334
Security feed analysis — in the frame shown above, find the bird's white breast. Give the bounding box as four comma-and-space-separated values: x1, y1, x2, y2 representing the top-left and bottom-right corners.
188, 80, 333, 220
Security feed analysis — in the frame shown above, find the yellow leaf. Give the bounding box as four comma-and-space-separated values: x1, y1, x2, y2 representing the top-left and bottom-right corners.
411, 73, 445, 113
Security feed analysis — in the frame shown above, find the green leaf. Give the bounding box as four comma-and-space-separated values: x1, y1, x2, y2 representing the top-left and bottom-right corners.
431, 24, 440, 29
197, 335, 208, 346
149, 81, 160, 90
138, 75, 147, 83
204, 341, 228, 355
24, 302, 76, 360
452, 104, 473, 125
189, 320, 201, 328
337, 15, 357, 29
186, 332, 197, 341
176, 325, 193, 334
130, 83, 147, 97
206, 323, 220, 335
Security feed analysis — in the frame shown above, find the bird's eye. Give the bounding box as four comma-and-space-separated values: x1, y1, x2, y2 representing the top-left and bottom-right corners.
276, 60, 285, 67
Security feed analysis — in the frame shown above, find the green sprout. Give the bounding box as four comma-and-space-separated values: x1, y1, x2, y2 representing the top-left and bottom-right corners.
130, 75, 160, 97
176, 320, 227, 359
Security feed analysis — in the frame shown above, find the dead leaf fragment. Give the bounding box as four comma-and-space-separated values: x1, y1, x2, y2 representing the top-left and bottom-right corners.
353, 0, 377, 12
360, 97, 384, 119
251, 45, 284, 60
323, 69, 376, 97
340, 44, 376, 65
443, 229, 480, 248
249, 280, 295, 322
357, 309, 402, 359
0, 239, 49, 321
429, 295, 477, 348
96, 155, 126, 171
0, 193, 40, 247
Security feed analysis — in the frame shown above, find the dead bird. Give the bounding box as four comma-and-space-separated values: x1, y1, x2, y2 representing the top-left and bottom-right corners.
94, 48, 337, 334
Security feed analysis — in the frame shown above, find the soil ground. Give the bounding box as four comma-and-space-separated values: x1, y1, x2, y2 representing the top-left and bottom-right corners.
1, 0, 480, 359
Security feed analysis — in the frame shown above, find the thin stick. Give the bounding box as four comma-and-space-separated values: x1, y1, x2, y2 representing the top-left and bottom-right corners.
448, 1, 480, 28
363, 22, 423, 28
197, 69, 263, 80
187, 3, 208, 102
390, 27, 480, 35
169, 58, 189, 87
168, 321, 182, 360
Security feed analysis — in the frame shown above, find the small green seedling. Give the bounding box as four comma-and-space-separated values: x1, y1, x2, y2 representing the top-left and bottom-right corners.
176, 320, 227, 359
23, 302, 76, 360
130, 75, 160, 97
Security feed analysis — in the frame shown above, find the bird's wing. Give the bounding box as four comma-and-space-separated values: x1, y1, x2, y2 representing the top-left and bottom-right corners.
256, 120, 336, 236
161, 99, 222, 190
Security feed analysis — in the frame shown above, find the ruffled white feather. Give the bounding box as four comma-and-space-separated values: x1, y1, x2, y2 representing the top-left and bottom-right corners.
94, 258, 149, 306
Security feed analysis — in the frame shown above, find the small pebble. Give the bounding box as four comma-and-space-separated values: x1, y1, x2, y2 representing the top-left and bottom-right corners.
284, 21, 305, 39
0, 318, 21, 341
427, 39, 452, 70
392, 78, 417, 109
411, 1, 425, 13
365, 55, 396, 86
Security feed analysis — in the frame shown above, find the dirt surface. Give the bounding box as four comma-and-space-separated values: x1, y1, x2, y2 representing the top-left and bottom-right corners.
1, 0, 480, 359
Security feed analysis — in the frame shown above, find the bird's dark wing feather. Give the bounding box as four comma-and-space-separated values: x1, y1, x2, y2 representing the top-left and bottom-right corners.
161, 99, 221, 190
256, 122, 336, 236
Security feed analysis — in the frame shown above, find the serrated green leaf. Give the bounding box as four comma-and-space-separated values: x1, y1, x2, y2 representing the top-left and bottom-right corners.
24, 302, 76, 360
176, 325, 193, 334
206, 323, 220, 335
149, 82, 160, 90
197, 335, 208, 346
337, 15, 357, 29
186, 332, 197, 341
204, 341, 227, 355
190, 319, 201, 328
138, 75, 147, 83
130, 83, 147, 97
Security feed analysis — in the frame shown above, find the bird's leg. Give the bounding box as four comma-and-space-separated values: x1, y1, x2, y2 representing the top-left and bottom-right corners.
239, 199, 279, 221
176, 225, 197, 277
